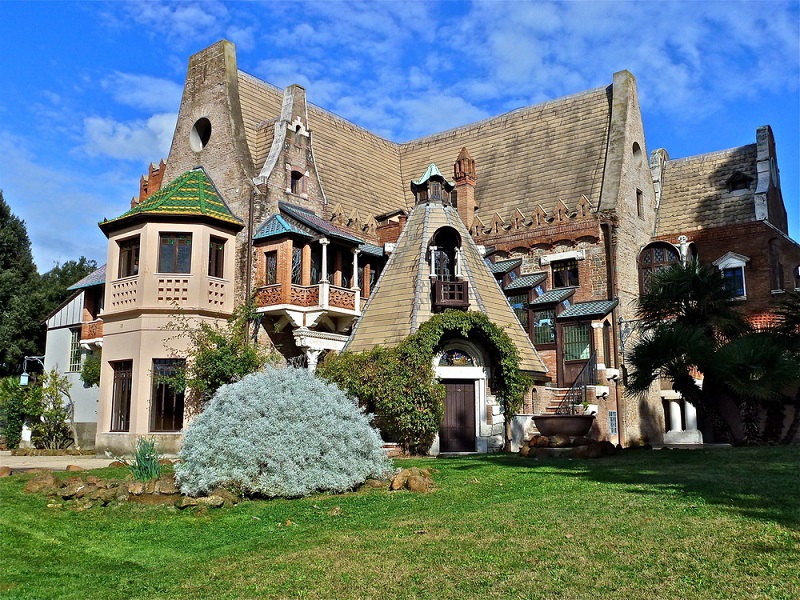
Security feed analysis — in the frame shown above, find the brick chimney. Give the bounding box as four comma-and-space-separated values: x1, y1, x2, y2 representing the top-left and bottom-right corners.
138, 159, 167, 203
454, 147, 477, 230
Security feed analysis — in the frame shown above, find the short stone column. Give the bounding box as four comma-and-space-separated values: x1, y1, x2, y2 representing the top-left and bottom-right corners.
669, 399, 683, 432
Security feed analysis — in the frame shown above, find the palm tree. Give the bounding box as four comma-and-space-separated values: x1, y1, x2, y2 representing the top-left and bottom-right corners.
627, 260, 800, 443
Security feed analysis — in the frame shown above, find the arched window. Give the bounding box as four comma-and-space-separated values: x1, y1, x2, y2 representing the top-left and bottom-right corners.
638, 242, 680, 294
432, 227, 461, 281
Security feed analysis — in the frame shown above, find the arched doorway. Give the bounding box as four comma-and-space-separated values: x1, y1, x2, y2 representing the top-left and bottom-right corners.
435, 343, 488, 453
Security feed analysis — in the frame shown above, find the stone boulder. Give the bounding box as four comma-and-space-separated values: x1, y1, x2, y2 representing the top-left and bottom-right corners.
23, 472, 58, 494
390, 468, 434, 492
0, 466, 12, 477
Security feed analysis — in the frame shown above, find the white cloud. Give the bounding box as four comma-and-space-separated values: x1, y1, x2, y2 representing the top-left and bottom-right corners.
116, 0, 229, 47
102, 72, 183, 112
0, 132, 118, 270
83, 112, 177, 162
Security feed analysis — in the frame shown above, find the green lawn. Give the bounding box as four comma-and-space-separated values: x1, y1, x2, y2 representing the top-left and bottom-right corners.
1, 447, 798, 599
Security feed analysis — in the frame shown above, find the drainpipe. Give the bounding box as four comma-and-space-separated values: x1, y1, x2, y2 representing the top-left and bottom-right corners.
602, 221, 624, 446
245, 188, 255, 301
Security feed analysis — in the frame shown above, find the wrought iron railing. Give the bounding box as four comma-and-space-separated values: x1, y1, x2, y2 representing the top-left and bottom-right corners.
556, 351, 598, 414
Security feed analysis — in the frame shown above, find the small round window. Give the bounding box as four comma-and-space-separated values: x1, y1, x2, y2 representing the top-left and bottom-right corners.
190, 117, 212, 152
632, 141, 643, 167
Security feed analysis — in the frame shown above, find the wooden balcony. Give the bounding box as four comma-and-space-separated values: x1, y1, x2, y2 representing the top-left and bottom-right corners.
255, 282, 360, 328
433, 279, 469, 309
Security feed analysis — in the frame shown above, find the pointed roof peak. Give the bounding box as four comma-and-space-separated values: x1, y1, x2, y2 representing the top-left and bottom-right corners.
100, 167, 243, 234
413, 163, 451, 186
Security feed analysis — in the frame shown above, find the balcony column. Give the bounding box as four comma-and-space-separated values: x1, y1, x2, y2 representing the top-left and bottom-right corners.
429, 246, 437, 279
351, 247, 359, 290
455, 247, 463, 278
306, 348, 323, 373
319, 238, 330, 283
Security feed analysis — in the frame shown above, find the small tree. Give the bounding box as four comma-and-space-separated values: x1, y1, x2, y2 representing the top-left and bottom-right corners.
165, 303, 276, 416
30, 369, 75, 450
0, 376, 40, 449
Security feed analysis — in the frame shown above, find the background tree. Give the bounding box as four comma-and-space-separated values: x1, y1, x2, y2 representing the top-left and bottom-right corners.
0, 190, 40, 374
0, 191, 98, 375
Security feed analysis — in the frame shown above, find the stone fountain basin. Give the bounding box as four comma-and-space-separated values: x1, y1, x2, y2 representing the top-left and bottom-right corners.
532, 414, 595, 437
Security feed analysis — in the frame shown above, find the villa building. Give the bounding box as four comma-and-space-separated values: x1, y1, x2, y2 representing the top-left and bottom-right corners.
74, 40, 798, 454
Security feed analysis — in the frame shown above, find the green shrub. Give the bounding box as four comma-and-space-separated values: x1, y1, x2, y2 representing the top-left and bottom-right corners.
175, 367, 391, 498
80, 351, 101, 387
318, 310, 528, 454
0, 376, 41, 449
108, 437, 162, 481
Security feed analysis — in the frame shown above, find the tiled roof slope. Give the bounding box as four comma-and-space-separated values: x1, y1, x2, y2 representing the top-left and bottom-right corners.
236, 70, 612, 223
103, 167, 242, 229
656, 144, 757, 235
237, 71, 407, 217
67, 264, 107, 290
398, 87, 611, 219
237, 72, 283, 172
347, 201, 546, 375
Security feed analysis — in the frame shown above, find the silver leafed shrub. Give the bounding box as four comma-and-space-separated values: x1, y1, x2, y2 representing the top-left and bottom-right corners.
175, 367, 391, 498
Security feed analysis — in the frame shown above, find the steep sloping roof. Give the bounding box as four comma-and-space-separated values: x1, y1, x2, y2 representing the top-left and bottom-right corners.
101, 167, 243, 233
398, 87, 611, 220
237, 71, 406, 216
236, 70, 612, 224
656, 144, 758, 235
67, 264, 107, 290
254, 203, 367, 245
346, 201, 546, 374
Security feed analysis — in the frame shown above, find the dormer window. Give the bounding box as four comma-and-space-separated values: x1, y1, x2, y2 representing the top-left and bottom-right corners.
727, 172, 753, 192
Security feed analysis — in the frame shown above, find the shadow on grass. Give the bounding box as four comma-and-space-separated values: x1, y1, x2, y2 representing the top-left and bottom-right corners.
434, 446, 800, 529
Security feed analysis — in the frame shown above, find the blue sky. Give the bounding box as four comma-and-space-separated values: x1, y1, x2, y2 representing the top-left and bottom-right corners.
0, 0, 798, 271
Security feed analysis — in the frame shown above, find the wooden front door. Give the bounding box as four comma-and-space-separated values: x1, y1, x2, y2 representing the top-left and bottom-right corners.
440, 380, 476, 452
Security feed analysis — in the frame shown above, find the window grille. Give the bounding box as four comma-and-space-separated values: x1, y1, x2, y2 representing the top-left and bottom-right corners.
68, 328, 82, 372
508, 294, 528, 328
608, 410, 618, 435
291, 246, 302, 285
265, 251, 278, 285
532, 309, 556, 345
150, 359, 185, 432
111, 360, 133, 432
563, 323, 590, 360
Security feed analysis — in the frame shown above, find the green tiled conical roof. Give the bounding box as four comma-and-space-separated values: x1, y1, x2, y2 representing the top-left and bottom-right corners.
100, 167, 242, 233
